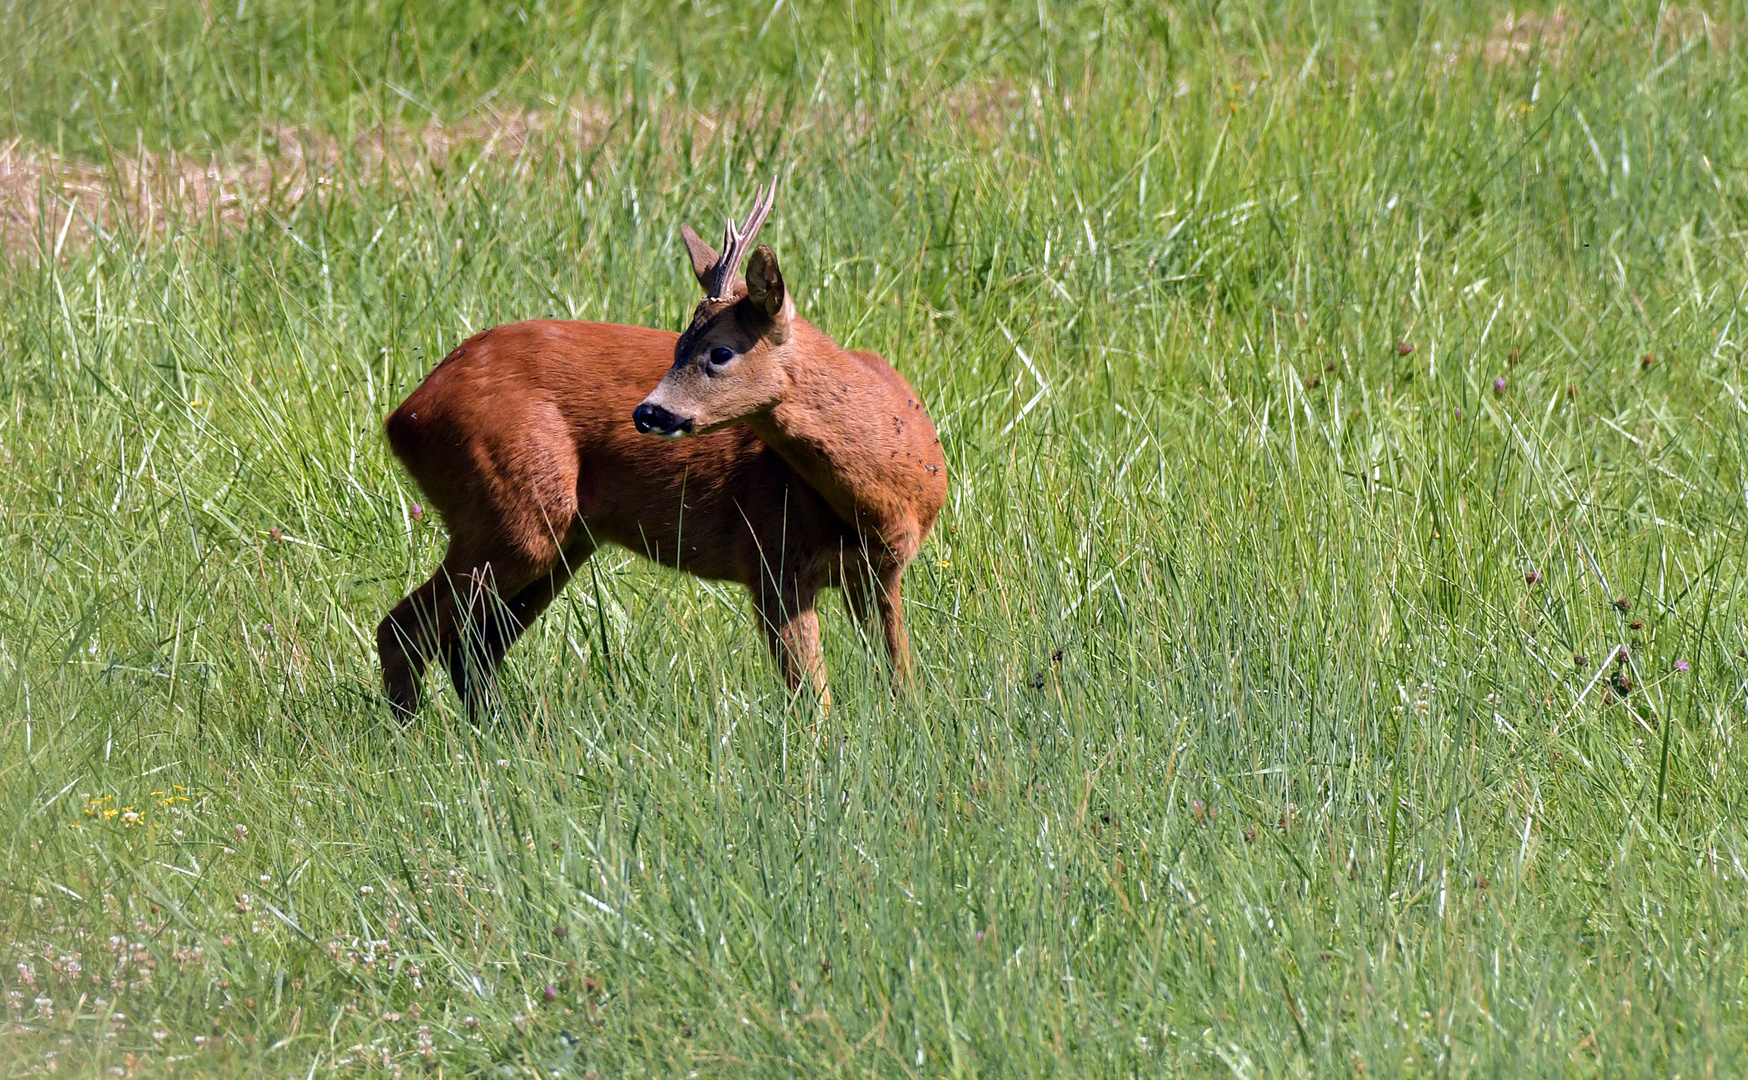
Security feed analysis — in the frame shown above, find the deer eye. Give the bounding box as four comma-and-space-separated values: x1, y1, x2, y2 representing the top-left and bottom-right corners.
708, 346, 735, 367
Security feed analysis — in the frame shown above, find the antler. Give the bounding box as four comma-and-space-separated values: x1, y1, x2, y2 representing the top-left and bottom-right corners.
708, 176, 779, 299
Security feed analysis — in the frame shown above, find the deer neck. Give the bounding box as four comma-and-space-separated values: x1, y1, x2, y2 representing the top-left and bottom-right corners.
744, 325, 903, 531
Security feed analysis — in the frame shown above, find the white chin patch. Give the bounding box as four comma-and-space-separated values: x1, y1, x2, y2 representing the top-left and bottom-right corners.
654, 428, 689, 440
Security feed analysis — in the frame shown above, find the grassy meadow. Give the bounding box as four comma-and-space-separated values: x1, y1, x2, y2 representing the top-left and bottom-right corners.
5, 0, 1748, 1074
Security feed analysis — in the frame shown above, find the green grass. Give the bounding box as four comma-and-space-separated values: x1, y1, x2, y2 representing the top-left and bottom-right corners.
4, 0, 1748, 1074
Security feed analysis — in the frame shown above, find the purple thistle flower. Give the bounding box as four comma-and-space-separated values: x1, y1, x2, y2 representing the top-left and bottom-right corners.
1494, 377, 1507, 393
1524, 569, 1542, 585
1455, 407, 1464, 419
543, 984, 558, 1003
1675, 659, 1690, 673
410, 503, 424, 520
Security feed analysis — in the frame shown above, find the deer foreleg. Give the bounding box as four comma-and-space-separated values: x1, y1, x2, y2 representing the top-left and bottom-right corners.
755, 580, 829, 708
877, 564, 913, 690
840, 551, 880, 640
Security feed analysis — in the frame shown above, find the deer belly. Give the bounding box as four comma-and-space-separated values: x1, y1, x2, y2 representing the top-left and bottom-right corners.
580, 508, 747, 584
587, 502, 854, 588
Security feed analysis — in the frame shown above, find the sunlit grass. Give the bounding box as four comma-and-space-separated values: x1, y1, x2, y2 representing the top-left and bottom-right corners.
3, 1, 1748, 1075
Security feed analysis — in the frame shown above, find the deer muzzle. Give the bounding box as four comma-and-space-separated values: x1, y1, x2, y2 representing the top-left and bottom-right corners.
632, 400, 694, 438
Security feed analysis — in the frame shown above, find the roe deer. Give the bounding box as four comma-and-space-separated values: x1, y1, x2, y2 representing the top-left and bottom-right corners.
377, 179, 947, 715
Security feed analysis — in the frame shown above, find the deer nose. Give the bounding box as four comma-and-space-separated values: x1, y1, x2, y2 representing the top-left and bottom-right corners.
633, 401, 694, 438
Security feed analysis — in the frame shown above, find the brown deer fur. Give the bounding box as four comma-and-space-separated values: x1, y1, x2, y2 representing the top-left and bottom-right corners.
376, 184, 947, 716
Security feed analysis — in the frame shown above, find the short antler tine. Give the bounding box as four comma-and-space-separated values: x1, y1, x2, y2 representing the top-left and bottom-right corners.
711, 215, 736, 298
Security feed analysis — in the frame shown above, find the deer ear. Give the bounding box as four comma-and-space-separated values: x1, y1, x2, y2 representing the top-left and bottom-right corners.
745, 245, 791, 326
679, 223, 720, 293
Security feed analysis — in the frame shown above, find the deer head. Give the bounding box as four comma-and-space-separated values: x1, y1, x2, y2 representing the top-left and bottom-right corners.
633, 178, 796, 438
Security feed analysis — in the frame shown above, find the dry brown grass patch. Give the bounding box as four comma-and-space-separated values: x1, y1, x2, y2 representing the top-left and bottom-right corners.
1482, 6, 1581, 66
1478, 4, 1728, 67
0, 103, 617, 258
1656, 5, 1730, 52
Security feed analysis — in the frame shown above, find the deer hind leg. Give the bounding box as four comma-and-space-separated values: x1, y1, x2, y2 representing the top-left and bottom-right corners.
503, 536, 596, 642
378, 573, 453, 719
441, 563, 532, 718
379, 558, 518, 721
382, 424, 581, 717
754, 577, 829, 708
438, 438, 584, 716
445, 535, 597, 713
377, 534, 567, 720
